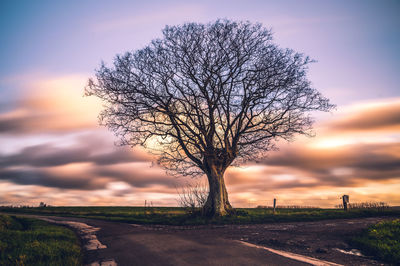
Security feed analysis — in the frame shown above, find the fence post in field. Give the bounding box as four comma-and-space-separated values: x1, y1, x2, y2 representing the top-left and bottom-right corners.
342, 195, 349, 211
273, 198, 277, 214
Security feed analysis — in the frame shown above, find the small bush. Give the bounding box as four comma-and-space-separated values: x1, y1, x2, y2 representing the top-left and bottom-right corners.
177, 180, 208, 215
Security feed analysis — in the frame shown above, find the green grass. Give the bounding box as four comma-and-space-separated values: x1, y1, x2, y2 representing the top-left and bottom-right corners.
1, 206, 399, 225
350, 219, 400, 264
0, 214, 82, 266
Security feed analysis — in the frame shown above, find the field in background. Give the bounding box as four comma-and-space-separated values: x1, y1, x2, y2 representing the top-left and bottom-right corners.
0, 214, 82, 265
1, 206, 400, 225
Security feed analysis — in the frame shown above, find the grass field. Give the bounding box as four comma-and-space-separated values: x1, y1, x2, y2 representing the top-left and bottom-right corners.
0, 214, 82, 266
1, 206, 399, 225
350, 219, 400, 264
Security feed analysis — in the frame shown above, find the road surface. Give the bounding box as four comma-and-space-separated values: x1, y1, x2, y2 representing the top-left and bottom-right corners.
4, 213, 393, 265
4, 214, 344, 265
47, 216, 317, 265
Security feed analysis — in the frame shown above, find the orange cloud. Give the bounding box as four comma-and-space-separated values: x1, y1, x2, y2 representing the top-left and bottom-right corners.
328, 98, 400, 132
0, 75, 102, 134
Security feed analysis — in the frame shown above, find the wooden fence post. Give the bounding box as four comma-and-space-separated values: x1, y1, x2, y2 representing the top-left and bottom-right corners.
273, 198, 276, 214
342, 195, 349, 211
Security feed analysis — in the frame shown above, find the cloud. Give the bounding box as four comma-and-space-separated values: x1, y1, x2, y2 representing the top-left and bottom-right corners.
0, 137, 151, 168
0, 158, 176, 191
0, 75, 101, 135
93, 163, 177, 188
263, 142, 399, 171
0, 112, 40, 134
0, 131, 169, 190
0, 162, 177, 191
323, 98, 400, 132
0, 143, 90, 167
0, 168, 102, 190
0, 108, 95, 134
254, 142, 400, 187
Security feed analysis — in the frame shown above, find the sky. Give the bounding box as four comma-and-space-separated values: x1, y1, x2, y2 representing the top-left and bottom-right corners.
0, 0, 399, 207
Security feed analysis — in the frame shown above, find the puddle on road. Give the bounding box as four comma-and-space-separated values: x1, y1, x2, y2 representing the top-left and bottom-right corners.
333, 248, 363, 257
131, 224, 142, 227
40, 218, 106, 250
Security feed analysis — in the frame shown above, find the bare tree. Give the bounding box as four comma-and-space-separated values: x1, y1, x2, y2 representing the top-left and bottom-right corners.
86, 20, 334, 216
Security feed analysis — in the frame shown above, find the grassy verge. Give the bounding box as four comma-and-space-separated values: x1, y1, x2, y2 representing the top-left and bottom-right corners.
350, 219, 400, 264
0, 214, 82, 266
1, 206, 400, 225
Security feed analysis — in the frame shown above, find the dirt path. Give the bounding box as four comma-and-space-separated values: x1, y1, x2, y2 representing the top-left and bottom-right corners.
4, 213, 396, 265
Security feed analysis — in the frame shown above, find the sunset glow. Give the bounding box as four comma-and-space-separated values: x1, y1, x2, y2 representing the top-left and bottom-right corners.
1, 1, 399, 208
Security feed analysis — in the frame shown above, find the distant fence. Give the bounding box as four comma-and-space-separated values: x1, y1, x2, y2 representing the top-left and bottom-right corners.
335, 201, 389, 211
256, 205, 319, 209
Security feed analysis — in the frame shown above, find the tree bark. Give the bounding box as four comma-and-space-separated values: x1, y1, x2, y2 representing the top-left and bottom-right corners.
202, 164, 233, 217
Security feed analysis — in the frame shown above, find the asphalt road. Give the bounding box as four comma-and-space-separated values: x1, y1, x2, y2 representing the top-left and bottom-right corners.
5, 212, 397, 265
67, 216, 310, 266
5, 214, 340, 266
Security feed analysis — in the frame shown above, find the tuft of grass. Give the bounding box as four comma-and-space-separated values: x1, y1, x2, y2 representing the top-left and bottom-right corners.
350, 219, 400, 264
0, 214, 82, 266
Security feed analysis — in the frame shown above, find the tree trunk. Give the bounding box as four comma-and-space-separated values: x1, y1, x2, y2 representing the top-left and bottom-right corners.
202, 164, 233, 217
